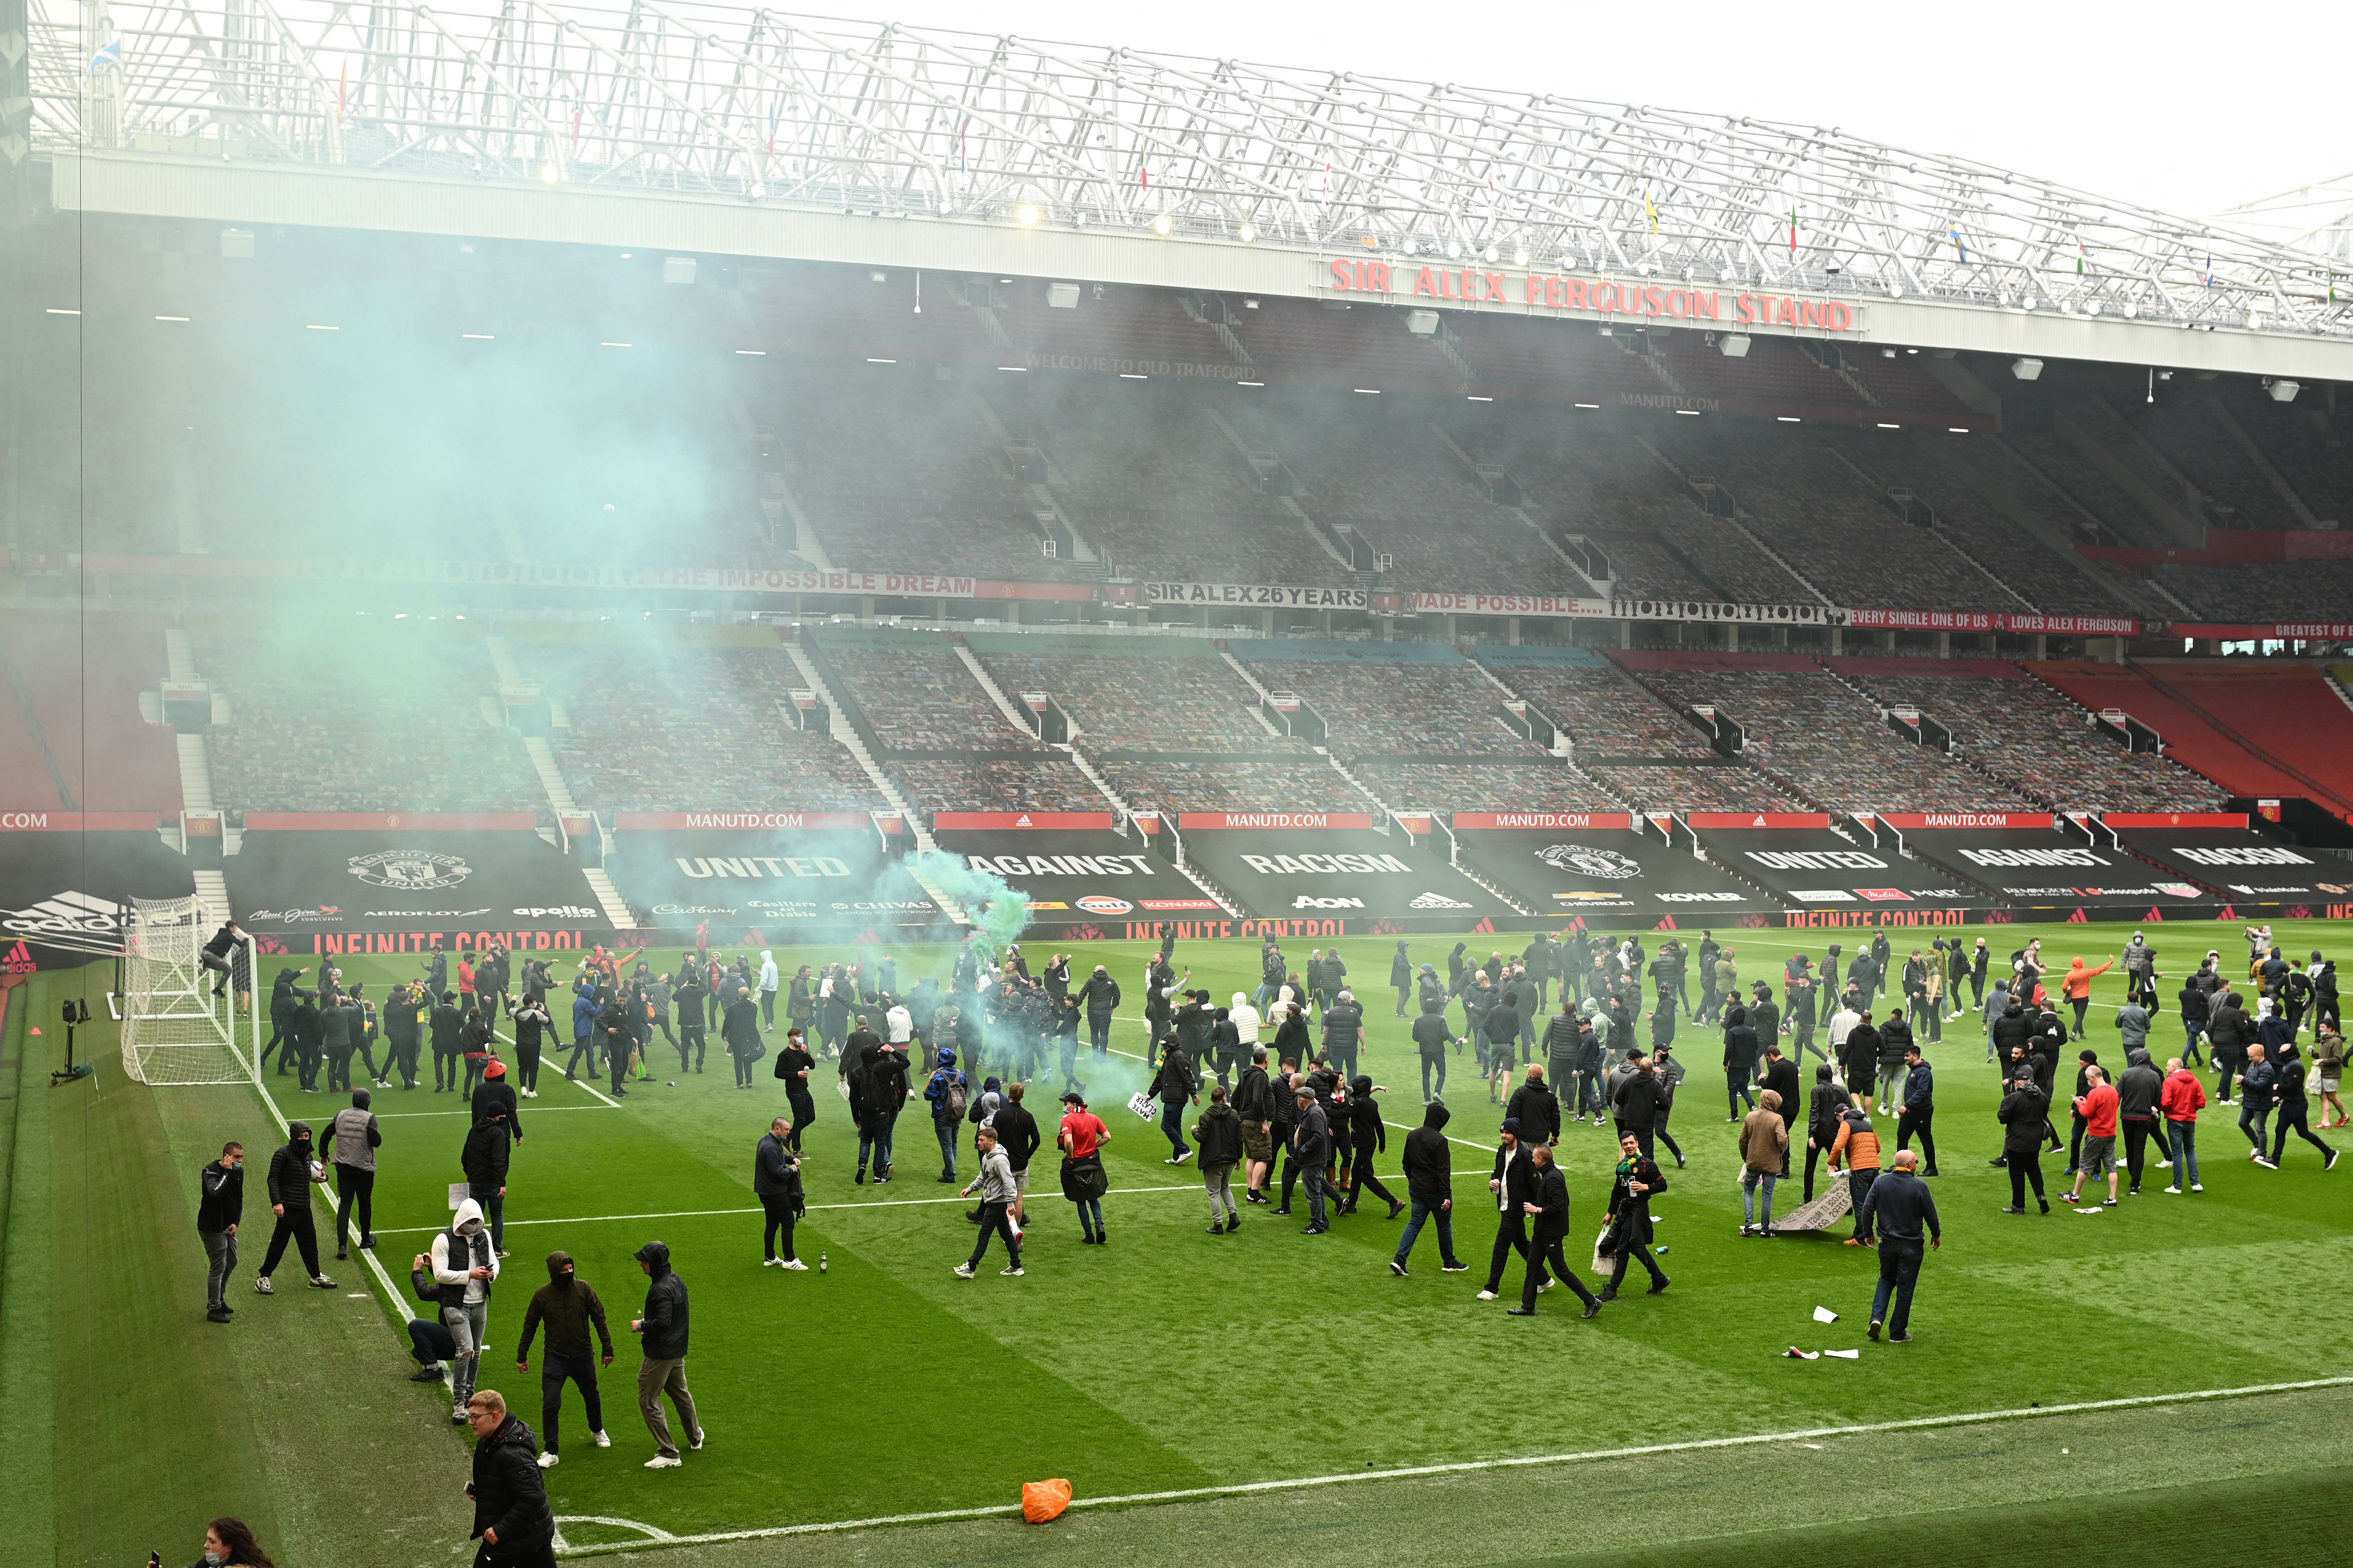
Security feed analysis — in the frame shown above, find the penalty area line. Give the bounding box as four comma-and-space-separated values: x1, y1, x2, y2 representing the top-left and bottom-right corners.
548, 1373, 2353, 1559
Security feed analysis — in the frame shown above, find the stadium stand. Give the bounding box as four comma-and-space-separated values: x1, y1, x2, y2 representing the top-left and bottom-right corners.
2116, 393, 2303, 532
967, 634, 1305, 753
1356, 761, 1622, 814
885, 758, 1107, 814
2031, 660, 2353, 819
1097, 758, 1371, 818
526, 633, 886, 814
2217, 382, 2353, 525
1, 609, 183, 813
2152, 560, 2353, 622
1472, 646, 1717, 758
194, 620, 540, 814
1583, 761, 1809, 814
821, 641, 1047, 754
1830, 656, 2222, 813
1237, 644, 1554, 759
1615, 650, 2033, 813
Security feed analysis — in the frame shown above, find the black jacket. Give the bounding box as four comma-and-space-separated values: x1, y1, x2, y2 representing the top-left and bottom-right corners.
1323, 999, 1365, 1052
995, 1102, 1042, 1172
197, 1158, 243, 1232
753, 1132, 803, 1199
1291, 1101, 1332, 1165
1808, 1080, 1852, 1146
1877, 1017, 1914, 1063
1759, 1057, 1800, 1118
470, 1414, 555, 1556
266, 1131, 315, 1209
1507, 1080, 1561, 1143
1999, 1083, 2052, 1154
637, 1242, 690, 1359
1077, 973, 1122, 1019
1490, 1141, 1540, 1214
1612, 1067, 1665, 1127
1991, 1008, 2033, 1058
1234, 1063, 1276, 1122
1530, 1163, 1572, 1242
1401, 1103, 1453, 1204
472, 1079, 521, 1137
1192, 1101, 1246, 1167
723, 996, 763, 1056
462, 1118, 513, 1188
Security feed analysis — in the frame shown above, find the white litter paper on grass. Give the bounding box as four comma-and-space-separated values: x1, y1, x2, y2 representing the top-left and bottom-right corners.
1824, 1348, 1861, 1360
1813, 1306, 1839, 1324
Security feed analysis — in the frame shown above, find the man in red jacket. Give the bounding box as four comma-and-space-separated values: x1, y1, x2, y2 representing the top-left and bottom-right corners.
2160, 1056, 2208, 1194
2064, 1064, 2121, 1207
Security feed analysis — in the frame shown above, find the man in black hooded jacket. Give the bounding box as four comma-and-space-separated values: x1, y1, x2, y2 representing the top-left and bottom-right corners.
1391, 1101, 1466, 1275
514, 1250, 614, 1466
464, 1389, 556, 1564
630, 1241, 700, 1466
254, 1121, 336, 1293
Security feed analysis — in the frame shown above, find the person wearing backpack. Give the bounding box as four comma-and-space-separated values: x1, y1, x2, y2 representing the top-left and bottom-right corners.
924, 1048, 970, 1183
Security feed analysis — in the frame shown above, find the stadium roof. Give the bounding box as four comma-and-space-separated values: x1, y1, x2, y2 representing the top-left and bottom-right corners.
28, 0, 2353, 379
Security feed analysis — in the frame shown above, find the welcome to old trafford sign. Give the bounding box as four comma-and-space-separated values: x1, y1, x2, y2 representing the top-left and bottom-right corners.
1321, 258, 1865, 333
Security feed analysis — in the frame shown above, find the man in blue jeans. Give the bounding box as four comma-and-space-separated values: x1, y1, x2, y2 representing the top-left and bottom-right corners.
923, 1048, 969, 1182
1857, 1149, 1940, 1343
1391, 1101, 1467, 1275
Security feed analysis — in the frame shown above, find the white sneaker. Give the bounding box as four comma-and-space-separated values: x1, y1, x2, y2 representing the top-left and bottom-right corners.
780, 1258, 809, 1270
953, 1262, 976, 1278
691, 1430, 705, 1451
762, 1258, 785, 1267
645, 1454, 683, 1469
1476, 1290, 1499, 1301
537, 1452, 560, 1469
1537, 1277, 1555, 1292
253, 1277, 274, 1295
1001, 1266, 1025, 1276
593, 1430, 611, 1447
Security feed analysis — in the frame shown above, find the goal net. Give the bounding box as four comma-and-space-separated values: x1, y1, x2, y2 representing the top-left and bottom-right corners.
119, 896, 257, 1086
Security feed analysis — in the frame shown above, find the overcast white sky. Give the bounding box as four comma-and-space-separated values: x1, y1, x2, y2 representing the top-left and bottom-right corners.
839, 0, 2345, 223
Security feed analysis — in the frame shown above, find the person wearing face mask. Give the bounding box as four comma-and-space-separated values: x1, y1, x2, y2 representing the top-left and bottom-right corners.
196, 1140, 246, 1322
188, 1516, 275, 1568
514, 1250, 614, 1468
433, 1197, 502, 1422
252, 1122, 336, 1295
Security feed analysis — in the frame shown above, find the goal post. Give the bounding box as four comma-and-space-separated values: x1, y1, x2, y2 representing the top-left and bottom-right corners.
119, 896, 259, 1087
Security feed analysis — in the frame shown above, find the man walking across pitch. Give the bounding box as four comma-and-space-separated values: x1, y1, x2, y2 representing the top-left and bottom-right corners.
197, 1141, 244, 1322
253, 1120, 336, 1295
630, 1241, 702, 1468
433, 1197, 500, 1422
1859, 1149, 1940, 1344
514, 1251, 614, 1468
462, 1390, 558, 1567
1507, 1144, 1601, 1318
955, 1125, 1026, 1277
1477, 1118, 1539, 1300
327, 1088, 382, 1260
1392, 1101, 1467, 1276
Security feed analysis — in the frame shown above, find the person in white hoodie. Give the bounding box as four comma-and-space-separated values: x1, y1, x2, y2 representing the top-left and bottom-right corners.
432, 1197, 501, 1423
758, 951, 780, 1029
1229, 992, 1262, 1058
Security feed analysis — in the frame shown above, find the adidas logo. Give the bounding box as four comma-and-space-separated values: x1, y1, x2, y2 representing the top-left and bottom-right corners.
1408, 891, 1473, 910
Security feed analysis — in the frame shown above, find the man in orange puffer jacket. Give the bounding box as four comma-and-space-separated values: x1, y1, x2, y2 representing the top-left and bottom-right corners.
2061, 958, 2114, 1042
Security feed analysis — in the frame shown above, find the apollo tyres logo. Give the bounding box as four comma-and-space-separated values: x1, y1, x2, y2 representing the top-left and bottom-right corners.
347, 849, 475, 892
1535, 843, 1643, 879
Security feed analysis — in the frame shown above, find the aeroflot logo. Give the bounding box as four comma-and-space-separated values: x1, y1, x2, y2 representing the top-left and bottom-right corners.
1961, 848, 2109, 868
1744, 850, 1886, 870
1241, 853, 1414, 875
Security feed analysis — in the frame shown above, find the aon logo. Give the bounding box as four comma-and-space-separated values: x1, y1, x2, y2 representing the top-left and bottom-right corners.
1293, 896, 1366, 910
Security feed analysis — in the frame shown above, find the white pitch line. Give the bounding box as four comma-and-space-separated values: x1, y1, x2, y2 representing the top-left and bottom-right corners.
368, 1183, 1206, 1236
545, 1372, 2353, 1559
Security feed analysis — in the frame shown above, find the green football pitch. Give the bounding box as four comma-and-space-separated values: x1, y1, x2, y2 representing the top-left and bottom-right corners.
7, 918, 2353, 1568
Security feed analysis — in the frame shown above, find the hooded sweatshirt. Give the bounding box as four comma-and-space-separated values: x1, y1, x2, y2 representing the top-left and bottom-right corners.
517, 1250, 613, 1362
1401, 1101, 1454, 1205
266, 1123, 317, 1209
432, 1198, 499, 1306
760, 951, 779, 993
1739, 1090, 1789, 1171
635, 1242, 689, 1360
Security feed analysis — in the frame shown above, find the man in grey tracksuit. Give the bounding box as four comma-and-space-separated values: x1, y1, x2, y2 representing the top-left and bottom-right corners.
956, 1128, 1023, 1277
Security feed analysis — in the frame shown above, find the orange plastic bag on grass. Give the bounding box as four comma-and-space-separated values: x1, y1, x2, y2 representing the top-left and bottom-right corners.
1022, 1479, 1072, 1524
